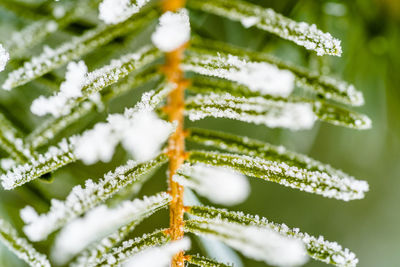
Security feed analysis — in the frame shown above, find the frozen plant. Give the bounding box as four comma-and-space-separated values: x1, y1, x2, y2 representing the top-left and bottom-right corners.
0, 0, 371, 267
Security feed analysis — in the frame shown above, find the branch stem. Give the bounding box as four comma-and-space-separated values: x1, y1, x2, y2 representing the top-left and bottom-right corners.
161, 1, 188, 266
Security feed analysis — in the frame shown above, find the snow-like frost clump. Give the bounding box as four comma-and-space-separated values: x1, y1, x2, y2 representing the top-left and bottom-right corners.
30, 61, 87, 117
99, 0, 151, 24
152, 9, 190, 52
174, 163, 250, 206
74, 110, 175, 164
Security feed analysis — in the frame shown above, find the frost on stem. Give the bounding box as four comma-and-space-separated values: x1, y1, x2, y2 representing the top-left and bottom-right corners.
0, 44, 9, 72
152, 8, 191, 52
2, 11, 158, 90
20, 155, 167, 241
0, 113, 33, 163
184, 219, 308, 267
31, 61, 88, 117
187, 127, 358, 179
183, 52, 295, 97
188, 150, 369, 201
122, 237, 191, 267
99, 0, 151, 24
94, 229, 170, 266
51, 192, 171, 265
174, 163, 250, 206
0, 138, 76, 190
185, 93, 316, 130
0, 218, 51, 267
187, 0, 342, 56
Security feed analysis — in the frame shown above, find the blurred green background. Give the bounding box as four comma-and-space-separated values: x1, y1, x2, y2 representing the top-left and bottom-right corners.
0, 0, 399, 266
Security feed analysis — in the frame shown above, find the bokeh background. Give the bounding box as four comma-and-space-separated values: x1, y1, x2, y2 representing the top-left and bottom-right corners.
0, 0, 399, 266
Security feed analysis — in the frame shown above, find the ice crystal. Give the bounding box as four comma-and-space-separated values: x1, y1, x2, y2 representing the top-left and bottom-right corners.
152, 9, 191, 52
174, 163, 250, 206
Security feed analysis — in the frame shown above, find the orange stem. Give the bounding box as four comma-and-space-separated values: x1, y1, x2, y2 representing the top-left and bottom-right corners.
161, 1, 188, 266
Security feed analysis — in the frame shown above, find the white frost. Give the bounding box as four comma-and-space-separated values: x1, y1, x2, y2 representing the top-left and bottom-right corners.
99, 0, 151, 24
30, 61, 87, 117
51, 193, 171, 265
152, 9, 191, 52
123, 237, 191, 267
174, 163, 250, 206
183, 53, 295, 97
191, 220, 307, 267
0, 44, 9, 72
